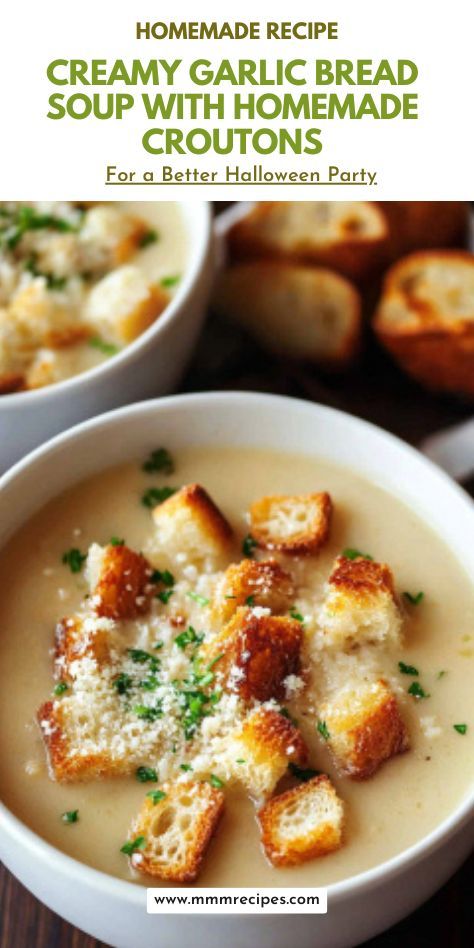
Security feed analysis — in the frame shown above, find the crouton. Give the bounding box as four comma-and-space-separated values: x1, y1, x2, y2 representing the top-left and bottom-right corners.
84, 265, 169, 346
127, 780, 224, 882
249, 492, 332, 555
228, 202, 389, 281
228, 707, 308, 801
374, 250, 474, 397
37, 700, 132, 781
207, 608, 303, 702
54, 615, 111, 681
0, 371, 24, 394
151, 484, 234, 567
318, 679, 409, 779
379, 202, 469, 258
318, 555, 402, 651
212, 558, 295, 624
8, 280, 81, 349
258, 775, 344, 866
85, 543, 155, 620
79, 206, 150, 270
213, 263, 362, 368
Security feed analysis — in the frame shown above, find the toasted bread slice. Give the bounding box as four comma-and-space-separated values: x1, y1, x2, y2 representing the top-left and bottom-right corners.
213, 262, 362, 368
250, 492, 332, 555
379, 202, 469, 258
54, 614, 112, 681
151, 484, 234, 567
374, 250, 474, 396
228, 202, 389, 281
207, 608, 302, 702
37, 700, 132, 781
229, 707, 307, 801
318, 555, 402, 651
128, 780, 224, 882
212, 558, 295, 624
258, 775, 344, 866
85, 543, 155, 620
85, 265, 168, 346
318, 679, 409, 779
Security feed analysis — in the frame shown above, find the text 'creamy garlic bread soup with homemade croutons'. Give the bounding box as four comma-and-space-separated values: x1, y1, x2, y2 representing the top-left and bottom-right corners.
0, 202, 185, 394
0, 446, 472, 886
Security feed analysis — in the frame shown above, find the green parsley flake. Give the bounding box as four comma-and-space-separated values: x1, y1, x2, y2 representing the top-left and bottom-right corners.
209, 774, 225, 789
317, 720, 330, 741
398, 661, 419, 676
437, 670, 447, 680
89, 337, 119, 356
180, 763, 193, 772
142, 486, 177, 509
146, 789, 167, 804
403, 591, 425, 606
61, 809, 79, 824
236, 758, 246, 764
157, 589, 174, 605
120, 835, 146, 856
408, 682, 430, 700
151, 569, 175, 587
109, 536, 125, 546
113, 673, 133, 695
53, 682, 68, 696
134, 703, 163, 721
62, 548, 87, 573
453, 724, 468, 735
142, 447, 174, 475
135, 766, 158, 783
127, 649, 160, 673
139, 229, 159, 248
288, 762, 320, 783
342, 548, 373, 561
175, 626, 203, 650
160, 274, 180, 288
242, 534, 257, 558
245, 595, 255, 607
187, 591, 210, 607
289, 609, 304, 623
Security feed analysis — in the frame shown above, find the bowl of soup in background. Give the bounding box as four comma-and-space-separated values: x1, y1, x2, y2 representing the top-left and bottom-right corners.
0, 202, 213, 473
0, 391, 472, 948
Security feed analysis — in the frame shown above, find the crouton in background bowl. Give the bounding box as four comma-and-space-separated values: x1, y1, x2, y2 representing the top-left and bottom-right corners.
0, 202, 213, 472
0, 391, 473, 948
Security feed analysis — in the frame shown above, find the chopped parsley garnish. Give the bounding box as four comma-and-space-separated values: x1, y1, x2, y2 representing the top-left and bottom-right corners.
109, 536, 125, 546
398, 661, 419, 676
151, 569, 175, 587
135, 766, 158, 783
289, 762, 320, 783
245, 595, 255, 607
142, 447, 174, 475
120, 835, 146, 855
141, 486, 177, 508
279, 706, 298, 726
1, 206, 80, 251
127, 649, 160, 673
153, 642, 164, 651
62, 547, 87, 573
134, 703, 162, 721
160, 274, 180, 288
408, 682, 430, 700
236, 758, 246, 764
61, 809, 79, 824
139, 229, 159, 248
437, 670, 447, 679
175, 626, 204, 650
187, 591, 210, 607
317, 720, 330, 741
146, 789, 167, 804
24, 257, 67, 290
403, 591, 425, 606
242, 534, 257, 558
53, 682, 68, 696
157, 589, 174, 605
113, 673, 133, 695
88, 336, 119, 356
289, 609, 304, 623
177, 684, 219, 740
342, 548, 373, 561
180, 763, 193, 772
209, 774, 225, 789
139, 676, 159, 692
207, 653, 224, 670
453, 724, 468, 735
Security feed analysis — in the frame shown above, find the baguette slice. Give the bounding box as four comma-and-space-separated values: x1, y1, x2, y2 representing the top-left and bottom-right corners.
258, 775, 344, 866
318, 555, 402, 651
228, 202, 389, 281
214, 262, 361, 367
127, 780, 224, 882
250, 492, 332, 555
374, 250, 474, 396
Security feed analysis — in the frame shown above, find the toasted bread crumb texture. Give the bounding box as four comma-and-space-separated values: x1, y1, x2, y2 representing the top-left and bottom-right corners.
36, 475, 415, 880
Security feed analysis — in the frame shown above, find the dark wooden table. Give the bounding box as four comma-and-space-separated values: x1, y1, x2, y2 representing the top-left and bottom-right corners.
1, 206, 473, 947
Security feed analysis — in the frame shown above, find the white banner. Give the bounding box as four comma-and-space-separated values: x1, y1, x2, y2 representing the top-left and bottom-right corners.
147, 887, 328, 914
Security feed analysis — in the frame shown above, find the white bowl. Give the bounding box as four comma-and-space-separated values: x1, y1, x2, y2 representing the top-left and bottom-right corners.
0, 392, 473, 948
0, 202, 214, 473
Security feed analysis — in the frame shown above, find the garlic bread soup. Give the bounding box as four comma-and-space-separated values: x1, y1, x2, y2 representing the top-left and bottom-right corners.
0, 202, 185, 394
0, 446, 472, 886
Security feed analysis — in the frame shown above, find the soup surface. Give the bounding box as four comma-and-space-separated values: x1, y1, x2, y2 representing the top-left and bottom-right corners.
0, 201, 185, 393
0, 446, 472, 887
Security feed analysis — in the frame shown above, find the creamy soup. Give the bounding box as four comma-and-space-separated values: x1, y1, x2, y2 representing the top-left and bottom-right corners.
0, 201, 186, 393
0, 446, 473, 888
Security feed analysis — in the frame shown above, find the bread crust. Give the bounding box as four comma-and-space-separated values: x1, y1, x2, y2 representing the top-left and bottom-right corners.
152, 483, 234, 562
250, 492, 332, 554
54, 615, 110, 681
379, 202, 469, 258
258, 774, 344, 866
212, 558, 295, 624
90, 544, 155, 621
37, 700, 131, 781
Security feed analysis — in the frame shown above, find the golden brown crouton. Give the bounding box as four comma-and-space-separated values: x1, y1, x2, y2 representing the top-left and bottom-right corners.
54, 615, 111, 681
213, 263, 362, 368
85, 543, 155, 620
318, 555, 402, 650
212, 558, 295, 624
151, 484, 234, 567
228, 707, 308, 801
37, 700, 132, 781
374, 250, 474, 397
207, 608, 303, 702
0, 372, 24, 394
258, 775, 344, 866
79, 206, 150, 270
85, 266, 169, 346
128, 780, 224, 882
318, 679, 409, 779
228, 202, 389, 282
379, 202, 469, 258
250, 492, 332, 555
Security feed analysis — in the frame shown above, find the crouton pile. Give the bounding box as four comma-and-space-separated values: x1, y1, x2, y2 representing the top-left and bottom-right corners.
214, 201, 474, 397
0, 202, 171, 393
38, 464, 415, 883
